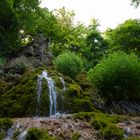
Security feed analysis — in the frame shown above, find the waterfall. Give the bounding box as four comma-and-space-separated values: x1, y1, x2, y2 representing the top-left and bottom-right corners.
18, 130, 28, 140
4, 123, 21, 140
37, 70, 57, 116
59, 77, 66, 114
60, 77, 66, 92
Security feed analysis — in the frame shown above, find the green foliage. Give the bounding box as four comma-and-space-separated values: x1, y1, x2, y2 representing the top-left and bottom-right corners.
100, 124, 124, 140
91, 113, 122, 130
0, 118, 13, 129
74, 112, 95, 121
0, 69, 39, 117
54, 52, 83, 79
79, 19, 108, 69
131, 0, 140, 7
51, 7, 88, 56
0, 57, 6, 65
0, 0, 40, 57
105, 19, 140, 55
64, 97, 93, 113
26, 128, 57, 140
88, 51, 140, 100
0, 118, 13, 139
67, 83, 81, 97
74, 112, 124, 140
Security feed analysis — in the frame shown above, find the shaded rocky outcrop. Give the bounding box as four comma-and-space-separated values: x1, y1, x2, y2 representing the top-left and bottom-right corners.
117, 116, 140, 138
0, 34, 52, 82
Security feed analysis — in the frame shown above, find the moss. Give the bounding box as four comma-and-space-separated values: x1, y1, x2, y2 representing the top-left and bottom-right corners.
39, 79, 50, 116
67, 83, 81, 97
74, 112, 95, 123
0, 66, 96, 117
91, 113, 124, 139
101, 123, 124, 140
64, 97, 93, 113
71, 132, 81, 140
26, 128, 58, 140
74, 112, 124, 140
0, 118, 13, 139
0, 69, 39, 117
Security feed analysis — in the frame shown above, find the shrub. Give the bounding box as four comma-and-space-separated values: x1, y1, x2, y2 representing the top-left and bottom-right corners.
88, 51, 140, 100
54, 52, 83, 79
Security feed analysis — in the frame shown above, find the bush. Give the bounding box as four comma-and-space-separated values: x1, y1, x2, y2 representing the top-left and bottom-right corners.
54, 52, 83, 79
88, 51, 140, 100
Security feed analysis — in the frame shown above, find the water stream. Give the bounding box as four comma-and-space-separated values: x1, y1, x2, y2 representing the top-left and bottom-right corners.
36, 70, 57, 116
60, 77, 66, 92
4, 123, 28, 140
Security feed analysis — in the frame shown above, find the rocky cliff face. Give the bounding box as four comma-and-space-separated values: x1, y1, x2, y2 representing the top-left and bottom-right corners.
0, 34, 52, 81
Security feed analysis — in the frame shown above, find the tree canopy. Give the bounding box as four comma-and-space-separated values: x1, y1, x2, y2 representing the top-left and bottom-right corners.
0, 0, 40, 57
105, 19, 140, 54
131, 0, 140, 7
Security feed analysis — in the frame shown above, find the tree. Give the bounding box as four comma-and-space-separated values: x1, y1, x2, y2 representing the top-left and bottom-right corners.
51, 7, 88, 56
81, 19, 108, 69
131, 0, 140, 7
54, 52, 83, 79
88, 51, 140, 101
105, 19, 140, 55
0, 0, 40, 57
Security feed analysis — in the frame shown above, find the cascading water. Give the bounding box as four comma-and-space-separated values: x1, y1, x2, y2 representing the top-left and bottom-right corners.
36, 70, 57, 116
60, 77, 66, 92
4, 123, 28, 140
18, 130, 28, 140
59, 77, 66, 113
4, 124, 20, 140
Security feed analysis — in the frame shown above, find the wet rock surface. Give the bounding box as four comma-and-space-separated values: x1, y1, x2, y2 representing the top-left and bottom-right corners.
117, 116, 140, 138
13, 115, 100, 140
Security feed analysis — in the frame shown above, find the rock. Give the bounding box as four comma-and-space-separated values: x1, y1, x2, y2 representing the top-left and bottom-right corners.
136, 125, 140, 129
24, 46, 34, 57
2, 34, 53, 81
12, 115, 100, 140
124, 127, 131, 135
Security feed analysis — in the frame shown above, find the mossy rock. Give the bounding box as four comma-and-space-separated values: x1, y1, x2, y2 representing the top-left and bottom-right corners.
0, 118, 13, 139
75, 112, 124, 140
64, 97, 93, 113
26, 128, 58, 140
67, 83, 81, 97
100, 124, 124, 140
0, 66, 95, 117
0, 68, 44, 117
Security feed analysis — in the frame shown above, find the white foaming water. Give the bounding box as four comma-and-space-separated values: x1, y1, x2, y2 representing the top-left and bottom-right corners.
18, 130, 28, 140
37, 70, 58, 116
60, 77, 66, 92
4, 124, 20, 140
